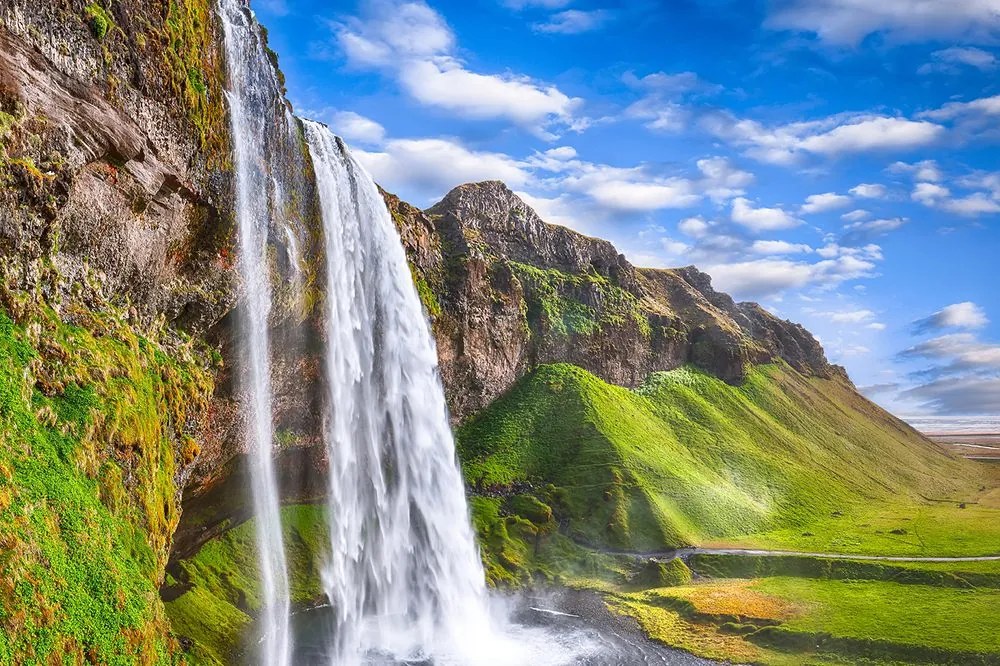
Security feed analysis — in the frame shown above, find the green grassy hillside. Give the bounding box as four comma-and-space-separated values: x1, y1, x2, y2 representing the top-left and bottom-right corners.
458, 363, 981, 554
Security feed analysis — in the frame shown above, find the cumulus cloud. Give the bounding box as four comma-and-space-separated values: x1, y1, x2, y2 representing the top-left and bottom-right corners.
333, 0, 582, 138
914, 302, 990, 333
731, 197, 802, 231
801, 192, 852, 214
889, 159, 943, 182
703, 112, 944, 165
533, 9, 614, 34
326, 111, 386, 144
841, 209, 871, 222
850, 183, 887, 198
354, 137, 529, 202
696, 157, 755, 202
766, 0, 1000, 46
705, 252, 878, 299
678, 216, 711, 238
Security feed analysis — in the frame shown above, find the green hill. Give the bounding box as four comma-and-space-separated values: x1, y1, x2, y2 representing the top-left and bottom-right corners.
457, 363, 980, 554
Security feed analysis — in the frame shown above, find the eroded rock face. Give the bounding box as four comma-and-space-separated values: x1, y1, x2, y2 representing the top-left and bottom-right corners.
390, 181, 838, 422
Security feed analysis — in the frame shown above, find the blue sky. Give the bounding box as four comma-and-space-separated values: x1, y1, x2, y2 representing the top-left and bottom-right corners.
253, 0, 1000, 420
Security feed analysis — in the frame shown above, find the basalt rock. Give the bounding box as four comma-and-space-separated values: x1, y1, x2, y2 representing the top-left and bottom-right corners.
390, 180, 839, 422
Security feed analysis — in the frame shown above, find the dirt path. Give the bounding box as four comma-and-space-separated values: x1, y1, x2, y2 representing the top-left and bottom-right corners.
676, 547, 1000, 562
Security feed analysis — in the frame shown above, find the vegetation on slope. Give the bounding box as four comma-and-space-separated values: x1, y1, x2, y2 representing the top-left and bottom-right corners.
458, 363, 978, 560
164, 504, 329, 665
0, 265, 213, 664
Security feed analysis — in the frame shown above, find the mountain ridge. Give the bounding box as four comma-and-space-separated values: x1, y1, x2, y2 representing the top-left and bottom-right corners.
390, 178, 848, 421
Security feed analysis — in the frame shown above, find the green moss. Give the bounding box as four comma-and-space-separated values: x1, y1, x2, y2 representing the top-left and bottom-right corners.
510, 263, 650, 338
413, 272, 442, 318
636, 557, 693, 587
84, 3, 113, 41
0, 273, 214, 663
165, 504, 329, 664
163, 0, 227, 157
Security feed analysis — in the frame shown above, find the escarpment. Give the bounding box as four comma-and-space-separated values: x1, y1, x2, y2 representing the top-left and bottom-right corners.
390, 180, 842, 422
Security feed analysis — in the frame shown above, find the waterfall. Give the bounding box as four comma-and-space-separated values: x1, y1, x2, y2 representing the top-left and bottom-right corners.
219, 0, 294, 662
304, 122, 499, 664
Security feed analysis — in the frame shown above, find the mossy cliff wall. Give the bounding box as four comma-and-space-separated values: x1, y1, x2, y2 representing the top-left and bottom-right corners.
0, 1, 325, 662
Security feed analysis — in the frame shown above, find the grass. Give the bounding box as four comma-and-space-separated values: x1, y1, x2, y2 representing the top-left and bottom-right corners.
165, 504, 329, 665
0, 269, 213, 664
710, 501, 1000, 557
458, 362, 989, 555
760, 577, 1000, 655
609, 573, 1000, 665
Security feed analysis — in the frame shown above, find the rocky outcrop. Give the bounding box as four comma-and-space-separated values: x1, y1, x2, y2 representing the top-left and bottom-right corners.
393, 180, 839, 421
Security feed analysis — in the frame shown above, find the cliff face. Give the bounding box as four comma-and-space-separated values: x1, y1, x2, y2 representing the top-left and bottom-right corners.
393, 180, 841, 422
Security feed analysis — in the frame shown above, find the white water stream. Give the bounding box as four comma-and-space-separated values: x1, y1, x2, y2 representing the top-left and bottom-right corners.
220, 1, 293, 663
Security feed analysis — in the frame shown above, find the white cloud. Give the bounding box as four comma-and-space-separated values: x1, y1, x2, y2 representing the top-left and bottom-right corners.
796, 117, 944, 155
801, 192, 852, 214
918, 46, 999, 75
889, 159, 943, 182
939, 193, 1000, 215
731, 197, 802, 231
824, 309, 876, 323
398, 60, 581, 137
533, 9, 613, 34
586, 179, 700, 211
704, 112, 944, 165
920, 93, 1000, 122
626, 100, 688, 132
850, 183, 887, 198
334, 1, 581, 137
696, 157, 755, 202
766, 0, 1000, 46
911, 181, 951, 204
544, 146, 577, 160
705, 252, 878, 299
678, 216, 711, 238
841, 209, 871, 222
911, 179, 1000, 216
354, 137, 529, 202
624, 71, 721, 133
327, 110, 386, 144
750, 240, 813, 254
914, 302, 990, 332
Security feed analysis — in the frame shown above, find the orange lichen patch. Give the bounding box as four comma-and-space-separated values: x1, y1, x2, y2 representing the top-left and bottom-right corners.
649, 579, 802, 621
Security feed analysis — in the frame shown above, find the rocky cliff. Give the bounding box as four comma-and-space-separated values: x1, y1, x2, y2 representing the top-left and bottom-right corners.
392, 180, 842, 422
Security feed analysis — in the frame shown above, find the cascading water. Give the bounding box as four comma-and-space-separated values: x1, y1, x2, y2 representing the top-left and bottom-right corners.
219, 0, 295, 662
305, 122, 498, 665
